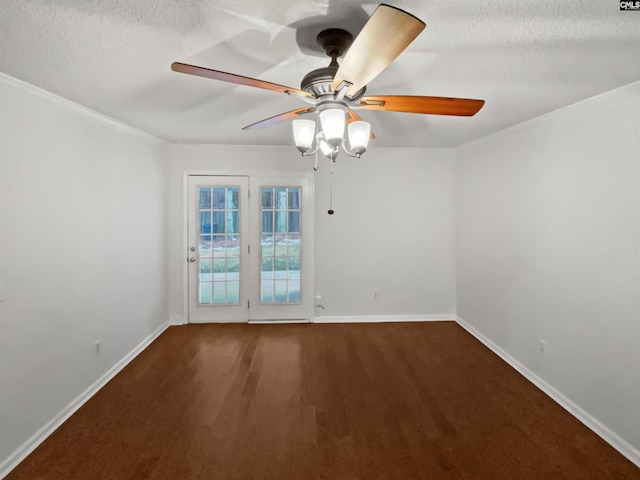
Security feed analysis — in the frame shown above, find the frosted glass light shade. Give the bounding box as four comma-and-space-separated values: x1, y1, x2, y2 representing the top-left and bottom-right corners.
318, 108, 345, 146
292, 119, 315, 152
347, 121, 371, 156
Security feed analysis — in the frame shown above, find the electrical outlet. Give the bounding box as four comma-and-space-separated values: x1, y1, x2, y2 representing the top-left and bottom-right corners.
95, 340, 101, 356
539, 339, 548, 356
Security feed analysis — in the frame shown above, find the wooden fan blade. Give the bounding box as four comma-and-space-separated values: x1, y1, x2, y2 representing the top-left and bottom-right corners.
242, 107, 315, 130
332, 5, 425, 97
171, 62, 312, 98
360, 95, 485, 116
347, 110, 376, 139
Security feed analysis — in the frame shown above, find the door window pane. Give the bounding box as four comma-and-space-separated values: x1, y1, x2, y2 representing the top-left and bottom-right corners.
227, 189, 239, 209
262, 211, 274, 233
227, 235, 240, 257
213, 188, 226, 209
262, 190, 273, 208
288, 190, 300, 209
288, 211, 300, 233
227, 211, 239, 233
260, 187, 302, 304
198, 186, 241, 305
227, 281, 240, 303
200, 212, 212, 236
213, 211, 226, 233
199, 188, 212, 209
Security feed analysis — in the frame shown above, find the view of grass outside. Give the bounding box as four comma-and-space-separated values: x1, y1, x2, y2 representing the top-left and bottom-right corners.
196, 185, 302, 305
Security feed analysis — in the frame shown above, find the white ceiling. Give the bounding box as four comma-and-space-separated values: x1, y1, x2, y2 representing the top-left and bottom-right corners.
1, 0, 639, 147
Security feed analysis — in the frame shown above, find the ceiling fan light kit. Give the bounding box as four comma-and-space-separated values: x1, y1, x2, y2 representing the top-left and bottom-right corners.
318, 106, 347, 146
292, 119, 316, 152
171, 3, 485, 169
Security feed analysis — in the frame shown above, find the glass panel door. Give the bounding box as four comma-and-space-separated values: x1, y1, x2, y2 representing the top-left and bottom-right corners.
198, 186, 240, 305
260, 187, 301, 303
187, 174, 313, 323
249, 176, 313, 322
188, 176, 249, 323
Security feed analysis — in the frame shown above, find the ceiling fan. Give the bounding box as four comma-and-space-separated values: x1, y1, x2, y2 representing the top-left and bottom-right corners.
171, 4, 484, 159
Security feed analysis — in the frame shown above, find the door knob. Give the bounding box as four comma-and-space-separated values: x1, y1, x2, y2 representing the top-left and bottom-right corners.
188, 257, 197, 263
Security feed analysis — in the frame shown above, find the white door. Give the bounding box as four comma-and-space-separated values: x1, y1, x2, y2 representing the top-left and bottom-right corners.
187, 174, 313, 323
188, 176, 249, 323
248, 176, 314, 322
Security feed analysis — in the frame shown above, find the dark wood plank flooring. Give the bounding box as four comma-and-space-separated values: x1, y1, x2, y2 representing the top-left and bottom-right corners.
7, 322, 640, 479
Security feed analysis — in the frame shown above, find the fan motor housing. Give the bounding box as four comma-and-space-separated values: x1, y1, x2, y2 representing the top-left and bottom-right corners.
300, 28, 366, 100
300, 66, 366, 100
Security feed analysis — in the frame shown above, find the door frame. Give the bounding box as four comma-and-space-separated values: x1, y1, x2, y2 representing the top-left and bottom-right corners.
181, 170, 315, 324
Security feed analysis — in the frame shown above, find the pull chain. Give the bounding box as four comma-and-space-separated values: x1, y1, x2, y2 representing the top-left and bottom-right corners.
328, 159, 335, 215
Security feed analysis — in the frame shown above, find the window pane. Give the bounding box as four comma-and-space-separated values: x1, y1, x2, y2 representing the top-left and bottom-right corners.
288, 232, 300, 245
227, 188, 239, 209
200, 258, 212, 279
261, 234, 273, 256
288, 279, 300, 302
212, 283, 227, 304
275, 257, 288, 272
199, 188, 212, 209
274, 280, 288, 302
227, 234, 240, 257
199, 235, 212, 257
275, 188, 287, 210
261, 281, 274, 302
288, 189, 300, 209
288, 211, 300, 233
227, 211, 239, 233
262, 189, 273, 209
275, 243, 287, 257
213, 258, 226, 276
288, 256, 300, 273
213, 188, 225, 209
227, 281, 240, 303
275, 211, 287, 232
200, 211, 212, 235
227, 258, 239, 273
262, 211, 274, 233
199, 282, 212, 304
212, 234, 225, 257
262, 256, 274, 273
213, 211, 225, 233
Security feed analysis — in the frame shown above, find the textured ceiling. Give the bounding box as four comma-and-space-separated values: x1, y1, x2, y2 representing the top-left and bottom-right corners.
1, 0, 639, 147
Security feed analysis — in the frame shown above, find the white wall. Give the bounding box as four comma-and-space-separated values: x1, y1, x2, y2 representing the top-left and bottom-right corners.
456, 83, 640, 460
0, 75, 169, 471
313, 147, 456, 318
168, 144, 457, 322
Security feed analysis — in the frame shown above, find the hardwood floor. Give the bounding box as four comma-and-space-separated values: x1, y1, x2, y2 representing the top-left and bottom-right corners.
7, 322, 640, 479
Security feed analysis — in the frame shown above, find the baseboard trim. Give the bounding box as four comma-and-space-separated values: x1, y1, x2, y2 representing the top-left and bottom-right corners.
0, 321, 170, 479
313, 314, 456, 323
455, 315, 640, 469
249, 319, 311, 324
